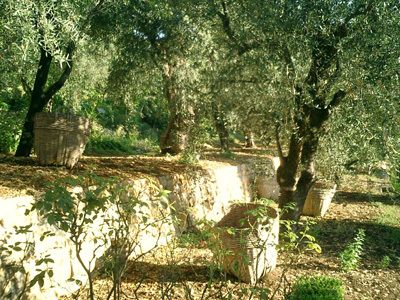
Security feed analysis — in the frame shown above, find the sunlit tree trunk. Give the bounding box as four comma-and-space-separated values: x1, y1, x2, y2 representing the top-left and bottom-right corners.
277, 90, 346, 222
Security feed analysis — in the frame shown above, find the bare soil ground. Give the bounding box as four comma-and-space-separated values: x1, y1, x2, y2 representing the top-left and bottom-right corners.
1, 150, 399, 299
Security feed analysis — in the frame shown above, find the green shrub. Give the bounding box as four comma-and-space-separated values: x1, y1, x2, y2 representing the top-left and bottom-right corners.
379, 255, 391, 269
84, 123, 157, 155
287, 275, 344, 300
0, 104, 24, 154
390, 174, 400, 194
338, 228, 365, 271
85, 134, 136, 155
389, 157, 400, 194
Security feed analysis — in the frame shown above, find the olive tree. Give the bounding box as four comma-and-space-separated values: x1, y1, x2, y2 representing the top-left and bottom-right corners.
94, 0, 203, 154
0, 0, 111, 157
203, 0, 398, 222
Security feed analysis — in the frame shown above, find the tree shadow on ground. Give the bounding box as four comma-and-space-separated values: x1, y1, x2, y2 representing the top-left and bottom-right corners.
334, 191, 400, 206
309, 217, 400, 271
123, 260, 237, 284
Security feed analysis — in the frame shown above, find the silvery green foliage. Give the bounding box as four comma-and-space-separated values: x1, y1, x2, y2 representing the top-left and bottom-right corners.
0, 0, 108, 97
4, 0, 88, 62
195, 0, 400, 181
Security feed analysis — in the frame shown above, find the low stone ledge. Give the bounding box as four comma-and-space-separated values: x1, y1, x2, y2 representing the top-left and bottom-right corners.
0, 162, 263, 299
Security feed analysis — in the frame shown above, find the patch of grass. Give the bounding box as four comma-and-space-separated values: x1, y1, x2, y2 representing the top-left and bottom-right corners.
177, 151, 200, 165
308, 223, 321, 240
386, 227, 400, 245
85, 135, 157, 156
373, 201, 400, 227
328, 222, 356, 236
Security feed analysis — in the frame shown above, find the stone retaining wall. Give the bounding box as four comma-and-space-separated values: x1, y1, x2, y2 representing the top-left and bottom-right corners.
1, 161, 273, 300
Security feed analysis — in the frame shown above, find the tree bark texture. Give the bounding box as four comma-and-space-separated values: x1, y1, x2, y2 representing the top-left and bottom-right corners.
214, 0, 374, 224
212, 102, 230, 152
273, 1, 373, 222
159, 65, 193, 154
160, 110, 191, 155
276, 28, 350, 222
277, 91, 346, 223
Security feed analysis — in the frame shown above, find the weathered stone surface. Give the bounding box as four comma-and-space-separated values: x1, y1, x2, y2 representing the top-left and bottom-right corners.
0, 196, 82, 300
158, 164, 253, 234
0, 162, 277, 299
255, 157, 281, 201
0, 183, 173, 300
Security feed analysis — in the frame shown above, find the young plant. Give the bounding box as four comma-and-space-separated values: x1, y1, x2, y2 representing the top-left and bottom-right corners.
0, 225, 33, 299
158, 201, 322, 300
338, 228, 365, 271
0, 225, 54, 299
379, 255, 391, 269
287, 274, 344, 300
27, 171, 174, 300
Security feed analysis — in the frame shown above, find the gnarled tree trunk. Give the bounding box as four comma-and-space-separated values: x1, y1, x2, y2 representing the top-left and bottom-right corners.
160, 63, 193, 154
277, 90, 346, 223
212, 102, 230, 152
15, 43, 74, 157
244, 130, 256, 148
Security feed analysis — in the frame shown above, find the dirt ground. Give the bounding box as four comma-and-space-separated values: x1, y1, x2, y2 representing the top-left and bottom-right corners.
1, 150, 399, 299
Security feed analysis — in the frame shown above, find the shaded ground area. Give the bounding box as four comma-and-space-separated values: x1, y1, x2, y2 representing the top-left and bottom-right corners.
1, 150, 399, 299
68, 181, 400, 300
104, 185, 398, 300
0, 148, 270, 198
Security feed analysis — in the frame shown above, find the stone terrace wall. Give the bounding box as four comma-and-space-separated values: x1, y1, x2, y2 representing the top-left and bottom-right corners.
0, 162, 267, 300
159, 164, 253, 234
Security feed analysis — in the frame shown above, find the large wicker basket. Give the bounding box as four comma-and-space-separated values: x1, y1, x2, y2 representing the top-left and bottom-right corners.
34, 107, 92, 168
303, 182, 337, 217
215, 203, 279, 284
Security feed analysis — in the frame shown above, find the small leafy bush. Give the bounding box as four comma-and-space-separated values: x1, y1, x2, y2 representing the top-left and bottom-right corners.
338, 228, 365, 271
389, 165, 399, 192
287, 274, 344, 300
27, 171, 174, 300
177, 149, 200, 165
84, 123, 157, 155
379, 255, 391, 269
0, 104, 24, 154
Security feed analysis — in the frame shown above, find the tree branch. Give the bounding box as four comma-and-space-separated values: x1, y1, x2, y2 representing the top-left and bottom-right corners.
281, 43, 296, 80
344, 0, 375, 25
217, 1, 255, 56
82, 0, 108, 30
327, 89, 346, 110
44, 42, 75, 102
336, 0, 375, 38
275, 124, 286, 164
19, 76, 32, 97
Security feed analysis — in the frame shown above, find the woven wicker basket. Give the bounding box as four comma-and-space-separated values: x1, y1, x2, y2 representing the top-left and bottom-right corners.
216, 203, 279, 284
256, 176, 280, 202
34, 107, 92, 168
303, 182, 337, 217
